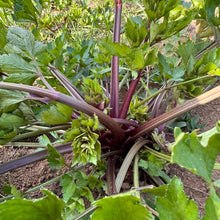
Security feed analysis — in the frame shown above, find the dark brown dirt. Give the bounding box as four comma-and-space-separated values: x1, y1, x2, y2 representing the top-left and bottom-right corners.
0, 147, 73, 199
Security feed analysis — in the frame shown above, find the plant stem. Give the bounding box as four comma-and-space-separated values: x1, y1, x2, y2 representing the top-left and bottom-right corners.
106, 156, 117, 195
136, 75, 211, 108
145, 146, 171, 161
0, 142, 73, 175
3, 142, 46, 147
0, 82, 125, 140
144, 146, 220, 170
133, 154, 140, 198
109, 0, 122, 118
48, 64, 84, 101
119, 70, 142, 119
115, 139, 148, 193
129, 85, 220, 140
32, 58, 55, 91
11, 124, 71, 142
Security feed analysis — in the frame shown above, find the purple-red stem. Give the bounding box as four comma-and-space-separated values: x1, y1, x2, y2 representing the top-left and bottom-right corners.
119, 70, 142, 119
109, 0, 122, 118
106, 156, 117, 195
107, 0, 122, 195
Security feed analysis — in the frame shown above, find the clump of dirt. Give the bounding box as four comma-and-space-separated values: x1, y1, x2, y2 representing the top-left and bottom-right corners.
0, 147, 73, 199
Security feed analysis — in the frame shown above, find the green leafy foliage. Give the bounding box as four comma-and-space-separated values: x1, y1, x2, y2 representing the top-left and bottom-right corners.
214, 179, 220, 188
205, 0, 220, 26
41, 102, 73, 124
60, 173, 76, 203
0, 189, 65, 220
0, 90, 27, 113
203, 188, 220, 220
0, 0, 12, 8
60, 170, 103, 217
4, 73, 37, 85
0, 54, 36, 74
46, 144, 65, 169
128, 97, 149, 122
125, 16, 148, 48
144, 0, 180, 21
82, 78, 109, 107
156, 176, 199, 220
64, 113, 101, 165
2, 183, 21, 198
0, 0, 220, 219
103, 41, 148, 70
91, 194, 154, 220
158, 52, 185, 82
12, 0, 40, 23
0, 21, 7, 51
167, 112, 206, 132
6, 26, 46, 58
142, 184, 168, 198
171, 128, 220, 184
0, 113, 27, 130
139, 154, 170, 183
144, 0, 196, 44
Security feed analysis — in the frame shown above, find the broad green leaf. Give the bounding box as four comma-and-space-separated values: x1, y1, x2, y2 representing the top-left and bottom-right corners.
4, 73, 37, 85
142, 184, 168, 198
46, 144, 65, 169
165, 0, 181, 14
0, 127, 18, 144
141, 154, 170, 183
4, 43, 32, 58
199, 121, 220, 146
60, 174, 76, 202
171, 129, 220, 183
203, 188, 220, 220
139, 159, 148, 169
126, 49, 145, 70
214, 179, 220, 188
205, 0, 220, 26
192, 0, 204, 8
150, 22, 160, 43
156, 177, 198, 220
6, 26, 35, 56
12, 0, 39, 23
103, 42, 132, 58
2, 183, 21, 198
176, 41, 197, 67
0, 113, 27, 130
0, 189, 65, 220
145, 48, 158, 66
38, 134, 51, 146
0, 21, 7, 50
0, 54, 36, 74
91, 194, 154, 220
88, 176, 103, 189
10, 184, 22, 198
125, 17, 147, 47
33, 41, 47, 56
0, 90, 27, 113
41, 103, 73, 124
0, 0, 12, 8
